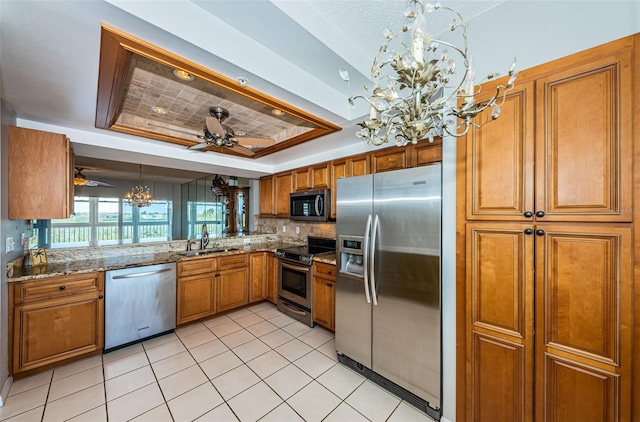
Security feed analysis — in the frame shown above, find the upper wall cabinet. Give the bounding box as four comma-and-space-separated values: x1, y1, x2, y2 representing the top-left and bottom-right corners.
465, 39, 633, 223
9, 126, 75, 220
258, 171, 293, 217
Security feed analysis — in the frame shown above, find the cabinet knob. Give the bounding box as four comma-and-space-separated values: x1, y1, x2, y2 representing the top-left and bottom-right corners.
327, 283, 333, 287
524, 229, 533, 235
536, 211, 545, 218
536, 229, 545, 236
98, 295, 104, 299
59, 285, 66, 290
215, 273, 220, 277
524, 211, 533, 218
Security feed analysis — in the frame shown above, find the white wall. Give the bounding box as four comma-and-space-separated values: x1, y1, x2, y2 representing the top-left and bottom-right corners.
439, 2, 639, 421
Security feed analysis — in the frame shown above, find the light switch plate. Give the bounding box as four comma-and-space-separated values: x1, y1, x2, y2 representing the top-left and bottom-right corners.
6, 237, 14, 253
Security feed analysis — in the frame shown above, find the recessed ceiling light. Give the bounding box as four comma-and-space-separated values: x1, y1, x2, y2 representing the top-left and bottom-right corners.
172, 69, 194, 81
271, 109, 285, 116
152, 106, 167, 115
235, 130, 246, 136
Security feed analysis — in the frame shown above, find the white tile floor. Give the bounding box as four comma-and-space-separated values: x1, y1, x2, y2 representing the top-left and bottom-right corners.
0, 302, 435, 422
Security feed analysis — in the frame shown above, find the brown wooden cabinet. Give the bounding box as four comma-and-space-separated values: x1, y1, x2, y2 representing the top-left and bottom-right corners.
312, 262, 336, 330
310, 162, 330, 189
9, 272, 104, 375
216, 254, 249, 312
259, 172, 293, 217
249, 252, 267, 303
8, 126, 75, 220
294, 168, 311, 192
370, 147, 409, 173
458, 35, 636, 422
347, 153, 371, 177
177, 257, 217, 325
266, 252, 278, 304
330, 159, 348, 219
410, 138, 443, 167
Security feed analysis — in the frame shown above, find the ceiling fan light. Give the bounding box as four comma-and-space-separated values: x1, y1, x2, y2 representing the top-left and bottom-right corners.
172, 69, 194, 81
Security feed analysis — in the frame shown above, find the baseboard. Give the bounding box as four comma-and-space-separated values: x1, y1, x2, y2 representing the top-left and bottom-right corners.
441, 416, 453, 422
0, 376, 13, 407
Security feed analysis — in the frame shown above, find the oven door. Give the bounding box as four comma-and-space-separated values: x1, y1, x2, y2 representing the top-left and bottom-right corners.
277, 259, 312, 310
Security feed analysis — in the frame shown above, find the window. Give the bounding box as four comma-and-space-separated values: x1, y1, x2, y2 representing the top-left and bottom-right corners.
186, 201, 225, 239
35, 197, 173, 248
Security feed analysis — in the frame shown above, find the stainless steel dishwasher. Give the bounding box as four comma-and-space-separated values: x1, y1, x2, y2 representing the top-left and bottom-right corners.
104, 262, 176, 351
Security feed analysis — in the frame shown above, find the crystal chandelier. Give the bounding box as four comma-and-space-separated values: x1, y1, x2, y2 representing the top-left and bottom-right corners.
339, 0, 518, 146
124, 164, 153, 207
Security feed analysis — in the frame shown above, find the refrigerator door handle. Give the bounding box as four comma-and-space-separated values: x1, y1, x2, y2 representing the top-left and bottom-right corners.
363, 214, 372, 304
370, 214, 379, 305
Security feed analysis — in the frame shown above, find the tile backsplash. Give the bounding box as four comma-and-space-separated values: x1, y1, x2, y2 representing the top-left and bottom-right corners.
254, 217, 336, 242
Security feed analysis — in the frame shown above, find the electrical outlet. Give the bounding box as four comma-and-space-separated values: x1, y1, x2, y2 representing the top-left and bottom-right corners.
295, 227, 300, 234
6, 236, 14, 253
243, 238, 250, 244
282, 226, 286, 233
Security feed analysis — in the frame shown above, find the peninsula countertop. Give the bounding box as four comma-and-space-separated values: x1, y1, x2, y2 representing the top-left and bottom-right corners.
9, 242, 295, 282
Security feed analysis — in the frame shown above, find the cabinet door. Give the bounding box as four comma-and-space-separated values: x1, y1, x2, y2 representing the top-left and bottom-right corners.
465, 81, 535, 221
8, 126, 75, 219
177, 274, 216, 325
312, 277, 335, 330
535, 224, 632, 422
266, 252, 278, 304
410, 138, 442, 167
371, 147, 408, 173
347, 153, 370, 177
535, 49, 633, 222
249, 253, 267, 303
259, 176, 275, 216
466, 223, 534, 422
274, 172, 293, 217
330, 159, 347, 219
216, 268, 249, 312
13, 292, 103, 374
294, 168, 311, 192
311, 163, 330, 189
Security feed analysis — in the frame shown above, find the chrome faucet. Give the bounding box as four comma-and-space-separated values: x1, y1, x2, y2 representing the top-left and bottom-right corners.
186, 240, 198, 251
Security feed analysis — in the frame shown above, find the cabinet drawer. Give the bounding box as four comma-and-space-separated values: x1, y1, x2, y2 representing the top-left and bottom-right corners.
15, 272, 102, 304
177, 257, 217, 277
313, 262, 336, 279
218, 253, 248, 269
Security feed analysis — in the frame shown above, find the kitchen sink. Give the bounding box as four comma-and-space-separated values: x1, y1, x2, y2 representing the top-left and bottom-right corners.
176, 248, 239, 256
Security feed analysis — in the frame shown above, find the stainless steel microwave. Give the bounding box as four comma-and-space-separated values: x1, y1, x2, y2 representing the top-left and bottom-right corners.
290, 189, 331, 221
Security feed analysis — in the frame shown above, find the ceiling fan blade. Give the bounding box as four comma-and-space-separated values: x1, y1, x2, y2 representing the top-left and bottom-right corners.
187, 142, 212, 150
236, 137, 276, 147
205, 115, 225, 138
231, 144, 256, 156
84, 180, 115, 188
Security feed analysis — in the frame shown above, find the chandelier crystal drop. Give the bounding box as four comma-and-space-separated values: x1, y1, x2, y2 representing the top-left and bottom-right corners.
124, 164, 153, 207
339, 0, 518, 146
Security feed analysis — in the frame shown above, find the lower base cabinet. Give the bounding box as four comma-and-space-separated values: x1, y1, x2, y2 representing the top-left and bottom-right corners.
312, 262, 336, 331
177, 273, 216, 325
216, 267, 249, 312
10, 272, 104, 375
266, 252, 278, 304
249, 252, 267, 303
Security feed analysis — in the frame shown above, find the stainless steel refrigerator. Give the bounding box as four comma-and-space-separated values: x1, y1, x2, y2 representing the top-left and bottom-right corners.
335, 164, 441, 420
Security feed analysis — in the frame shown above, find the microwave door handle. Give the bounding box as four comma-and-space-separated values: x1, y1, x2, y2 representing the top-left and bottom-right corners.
362, 214, 372, 304
315, 195, 322, 216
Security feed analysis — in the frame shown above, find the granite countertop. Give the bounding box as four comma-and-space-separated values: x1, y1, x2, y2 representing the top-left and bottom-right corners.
9, 242, 296, 282
313, 252, 336, 266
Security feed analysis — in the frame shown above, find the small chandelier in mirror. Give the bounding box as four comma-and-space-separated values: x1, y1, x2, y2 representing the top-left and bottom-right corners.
340, 0, 518, 146
125, 164, 153, 207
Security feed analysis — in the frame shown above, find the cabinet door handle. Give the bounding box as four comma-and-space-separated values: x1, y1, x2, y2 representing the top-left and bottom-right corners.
326, 283, 332, 287
524, 229, 533, 235
215, 273, 220, 277
59, 285, 66, 290
536, 211, 545, 218
98, 295, 104, 299
524, 211, 533, 218
536, 229, 545, 236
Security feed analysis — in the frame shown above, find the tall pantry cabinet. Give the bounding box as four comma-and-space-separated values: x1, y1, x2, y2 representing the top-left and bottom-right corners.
456, 34, 638, 421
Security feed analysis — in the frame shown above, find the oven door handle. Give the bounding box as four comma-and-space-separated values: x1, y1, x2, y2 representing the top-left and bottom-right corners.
279, 261, 311, 273
363, 214, 372, 304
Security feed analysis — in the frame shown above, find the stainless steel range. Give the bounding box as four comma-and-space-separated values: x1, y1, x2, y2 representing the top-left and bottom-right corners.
275, 236, 335, 326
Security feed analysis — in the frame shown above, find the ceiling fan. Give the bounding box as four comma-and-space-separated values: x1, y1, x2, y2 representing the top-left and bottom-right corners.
74, 167, 115, 187
186, 107, 276, 156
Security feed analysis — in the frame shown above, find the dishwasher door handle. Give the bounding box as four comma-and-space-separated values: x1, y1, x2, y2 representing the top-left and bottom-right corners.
111, 268, 172, 279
